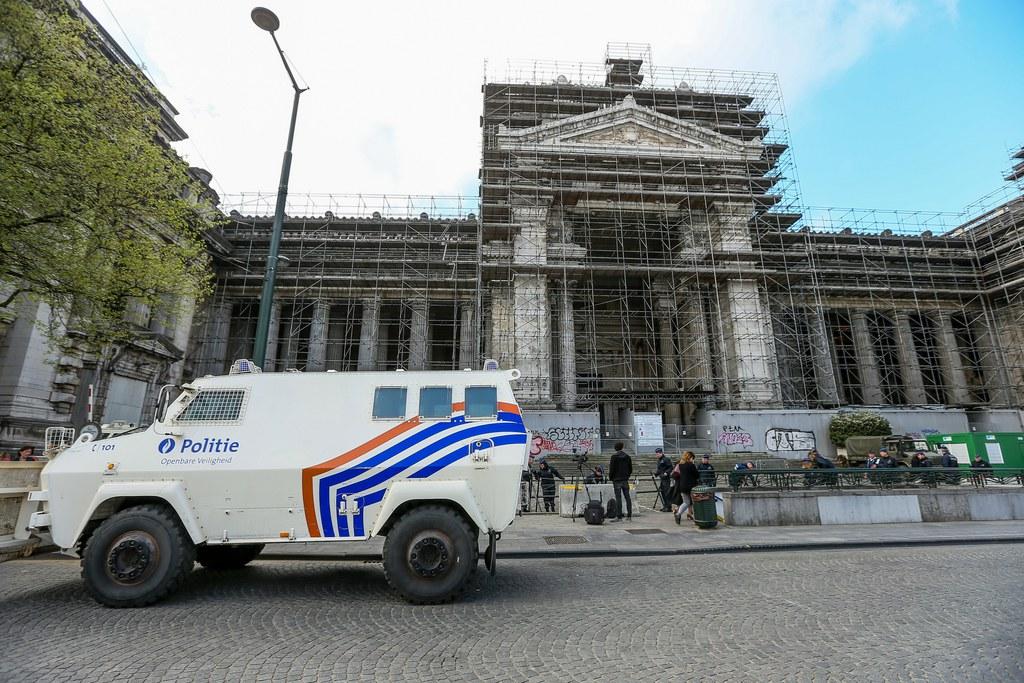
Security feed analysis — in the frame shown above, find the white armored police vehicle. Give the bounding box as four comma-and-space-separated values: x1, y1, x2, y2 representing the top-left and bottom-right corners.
19, 361, 529, 606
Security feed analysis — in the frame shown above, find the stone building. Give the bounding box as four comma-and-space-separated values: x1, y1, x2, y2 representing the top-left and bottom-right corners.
194, 47, 1023, 458
0, 4, 220, 451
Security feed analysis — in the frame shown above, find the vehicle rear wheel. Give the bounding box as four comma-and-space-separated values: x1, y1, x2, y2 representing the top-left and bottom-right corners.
81, 504, 195, 608
382, 505, 477, 604
196, 544, 265, 570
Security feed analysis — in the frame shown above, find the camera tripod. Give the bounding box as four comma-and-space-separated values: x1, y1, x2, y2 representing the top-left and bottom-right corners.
569, 449, 593, 524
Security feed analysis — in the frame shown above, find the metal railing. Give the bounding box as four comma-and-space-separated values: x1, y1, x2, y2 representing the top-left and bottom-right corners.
707, 467, 1024, 492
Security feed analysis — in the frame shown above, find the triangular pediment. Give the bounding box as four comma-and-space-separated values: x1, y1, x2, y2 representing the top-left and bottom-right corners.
566, 121, 693, 148
496, 94, 760, 161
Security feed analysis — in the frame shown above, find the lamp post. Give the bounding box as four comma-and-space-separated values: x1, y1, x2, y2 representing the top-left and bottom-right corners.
250, 6, 308, 369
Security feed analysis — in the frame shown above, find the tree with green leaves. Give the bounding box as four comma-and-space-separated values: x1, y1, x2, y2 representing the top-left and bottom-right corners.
0, 0, 213, 350
828, 411, 892, 447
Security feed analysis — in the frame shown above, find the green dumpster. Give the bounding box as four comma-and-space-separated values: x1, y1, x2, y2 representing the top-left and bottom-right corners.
691, 485, 718, 530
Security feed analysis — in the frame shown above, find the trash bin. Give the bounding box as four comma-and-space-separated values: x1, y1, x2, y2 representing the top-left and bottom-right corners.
690, 485, 718, 529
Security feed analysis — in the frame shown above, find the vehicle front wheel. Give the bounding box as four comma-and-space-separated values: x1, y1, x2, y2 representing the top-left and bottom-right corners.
382, 505, 477, 604
196, 544, 265, 570
81, 504, 195, 608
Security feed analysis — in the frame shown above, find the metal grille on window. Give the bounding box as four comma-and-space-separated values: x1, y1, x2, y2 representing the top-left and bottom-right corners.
174, 389, 247, 423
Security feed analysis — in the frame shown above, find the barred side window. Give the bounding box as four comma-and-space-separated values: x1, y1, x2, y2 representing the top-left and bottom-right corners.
174, 389, 247, 423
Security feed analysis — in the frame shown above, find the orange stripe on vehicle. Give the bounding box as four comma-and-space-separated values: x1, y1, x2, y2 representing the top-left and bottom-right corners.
498, 401, 520, 415
301, 417, 421, 537
452, 402, 465, 411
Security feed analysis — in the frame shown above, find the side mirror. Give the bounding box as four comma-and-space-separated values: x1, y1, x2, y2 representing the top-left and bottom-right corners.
154, 384, 178, 424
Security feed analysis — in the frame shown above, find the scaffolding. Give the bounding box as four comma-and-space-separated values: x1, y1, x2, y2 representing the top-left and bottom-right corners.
189, 46, 1024, 446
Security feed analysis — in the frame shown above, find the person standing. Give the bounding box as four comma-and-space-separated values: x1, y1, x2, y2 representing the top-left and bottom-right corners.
696, 454, 716, 487
655, 447, 673, 512
533, 459, 565, 512
910, 451, 932, 467
608, 442, 633, 522
672, 451, 699, 524
877, 448, 898, 468
939, 446, 960, 484
520, 454, 536, 513
971, 455, 992, 471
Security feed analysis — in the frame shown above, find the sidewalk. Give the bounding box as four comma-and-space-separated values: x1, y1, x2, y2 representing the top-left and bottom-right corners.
259, 512, 1024, 561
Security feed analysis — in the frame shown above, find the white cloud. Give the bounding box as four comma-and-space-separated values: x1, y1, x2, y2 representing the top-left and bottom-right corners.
84, 0, 936, 203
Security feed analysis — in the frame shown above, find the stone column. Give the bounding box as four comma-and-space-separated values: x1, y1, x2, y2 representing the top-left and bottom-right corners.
972, 310, 1014, 406
601, 402, 618, 439
657, 298, 681, 424
894, 311, 926, 404
850, 310, 884, 404
407, 298, 429, 370
458, 303, 475, 370
559, 283, 577, 411
357, 295, 381, 371
719, 280, 779, 405
376, 311, 390, 368
262, 302, 281, 372
200, 301, 232, 376
512, 274, 552, 405
689, 289, 713, 393
935, 311, 971, 404
809, 306, 840, 405
306, 302, 329, 372
488, 284, 514, 369
709, 202, 753, 252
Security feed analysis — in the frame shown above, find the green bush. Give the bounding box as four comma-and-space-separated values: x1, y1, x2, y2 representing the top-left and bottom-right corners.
828, 411, 891, 447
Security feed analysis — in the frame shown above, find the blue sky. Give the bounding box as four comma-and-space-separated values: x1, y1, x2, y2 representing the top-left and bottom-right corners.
85, 1, 1022, 218
789, 1, 1024, 213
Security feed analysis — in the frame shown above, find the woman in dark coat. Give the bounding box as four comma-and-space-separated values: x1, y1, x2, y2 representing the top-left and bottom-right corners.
671, 451, 700, 524
534, 460, 565, 512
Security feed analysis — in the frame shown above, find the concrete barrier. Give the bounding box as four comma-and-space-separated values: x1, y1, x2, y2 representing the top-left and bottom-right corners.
0, 462, 44, 561
558, 483, 639, 517
724, 488, 1024, 526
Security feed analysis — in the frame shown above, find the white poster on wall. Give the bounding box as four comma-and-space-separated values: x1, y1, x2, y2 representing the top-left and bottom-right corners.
985, 442, 1004, 464
634, 413, 664, 450
947, 443, 969, 464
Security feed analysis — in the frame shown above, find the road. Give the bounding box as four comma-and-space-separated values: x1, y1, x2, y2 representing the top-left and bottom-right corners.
1, 545, 1021, 682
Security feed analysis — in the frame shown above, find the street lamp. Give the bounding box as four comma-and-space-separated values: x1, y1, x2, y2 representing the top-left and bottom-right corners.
250, 6, 308, 369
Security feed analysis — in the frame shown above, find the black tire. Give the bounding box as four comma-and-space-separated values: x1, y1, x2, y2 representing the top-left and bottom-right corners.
196, 544, 264, 570
81, 503, 195, 608
382, 505, 477, 604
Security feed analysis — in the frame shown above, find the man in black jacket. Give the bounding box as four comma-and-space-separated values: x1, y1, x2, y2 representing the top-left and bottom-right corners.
697, 454, 716, 486
654, 447, 673, 512
608, 442, 633, 522
534, 460, 565, 512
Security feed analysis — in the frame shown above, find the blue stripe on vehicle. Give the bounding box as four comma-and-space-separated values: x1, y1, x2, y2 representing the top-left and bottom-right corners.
319, 421, 526, 536
334, 433, 527, 538
411, 433, 528, 479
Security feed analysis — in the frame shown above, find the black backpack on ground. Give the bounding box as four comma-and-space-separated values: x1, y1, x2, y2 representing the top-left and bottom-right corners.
584, 499, 605, 525
605, 497, 619, 520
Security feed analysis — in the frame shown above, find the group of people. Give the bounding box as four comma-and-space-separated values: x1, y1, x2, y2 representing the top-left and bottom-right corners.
655, 448, 716, 524
863, 445, 991, 470
519, 442, 637, 520
0, 445, 36, 461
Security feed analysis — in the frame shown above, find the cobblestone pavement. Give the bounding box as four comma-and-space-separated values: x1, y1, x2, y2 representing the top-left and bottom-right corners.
1, 545, 1021, 682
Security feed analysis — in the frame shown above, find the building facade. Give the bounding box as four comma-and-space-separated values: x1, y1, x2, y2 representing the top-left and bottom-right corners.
194, 48, 1023, 457
0, 4, 219, 451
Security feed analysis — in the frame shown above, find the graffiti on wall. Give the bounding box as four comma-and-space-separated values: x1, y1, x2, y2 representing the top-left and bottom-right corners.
717, 425, 753, 448
765, 427, 816, 452
530, 426, 597, 458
